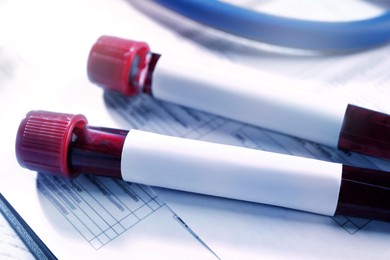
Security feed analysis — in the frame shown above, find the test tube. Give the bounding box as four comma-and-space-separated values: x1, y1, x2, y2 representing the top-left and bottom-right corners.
87, 35, 390, 161
15, 110, 390, 222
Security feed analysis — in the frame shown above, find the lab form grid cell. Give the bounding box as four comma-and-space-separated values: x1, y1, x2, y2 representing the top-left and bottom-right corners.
332, 215, 371, 234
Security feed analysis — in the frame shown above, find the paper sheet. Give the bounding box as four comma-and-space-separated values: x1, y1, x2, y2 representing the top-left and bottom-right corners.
1, 0, 390, 259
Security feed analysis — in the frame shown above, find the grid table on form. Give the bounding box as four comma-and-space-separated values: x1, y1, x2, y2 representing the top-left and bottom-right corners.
37, 173, 165, 249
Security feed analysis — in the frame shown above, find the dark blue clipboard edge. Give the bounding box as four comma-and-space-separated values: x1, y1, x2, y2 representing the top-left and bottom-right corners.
0, 193, 57, 260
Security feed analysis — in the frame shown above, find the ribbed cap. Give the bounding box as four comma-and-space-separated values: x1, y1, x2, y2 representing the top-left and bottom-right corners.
15, 111, 88, 178
87, 35, 150, 96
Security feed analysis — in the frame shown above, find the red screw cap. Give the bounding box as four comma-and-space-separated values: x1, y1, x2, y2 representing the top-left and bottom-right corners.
87, 35, 150, 96
15, 110, 88, 178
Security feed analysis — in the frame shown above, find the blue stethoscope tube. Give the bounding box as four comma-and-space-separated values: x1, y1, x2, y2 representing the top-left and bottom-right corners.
153, 0, 390, 51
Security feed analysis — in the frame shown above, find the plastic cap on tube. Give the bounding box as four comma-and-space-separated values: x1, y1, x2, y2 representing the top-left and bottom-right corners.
15, 111, 88, 178
87, 35, 150, 96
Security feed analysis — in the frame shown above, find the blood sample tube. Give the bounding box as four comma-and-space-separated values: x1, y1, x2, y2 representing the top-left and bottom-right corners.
87, 35, 390, 161
15, 110, 390, 222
